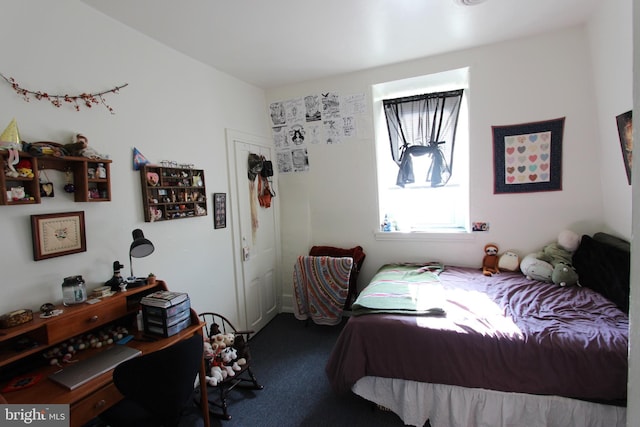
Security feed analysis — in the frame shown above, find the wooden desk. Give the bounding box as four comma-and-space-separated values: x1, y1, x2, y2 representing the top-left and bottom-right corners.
0, 281, 209, 427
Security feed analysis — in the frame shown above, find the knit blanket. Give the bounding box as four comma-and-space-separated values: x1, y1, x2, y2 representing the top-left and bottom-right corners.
293, 256, 353, 326
351, 263, 446, 316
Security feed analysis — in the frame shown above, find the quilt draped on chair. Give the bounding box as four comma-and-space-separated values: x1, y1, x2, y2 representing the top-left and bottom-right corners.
293, 255, 353, 325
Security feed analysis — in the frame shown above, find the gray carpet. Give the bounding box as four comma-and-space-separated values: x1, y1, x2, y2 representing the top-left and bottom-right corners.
204, 313, 414, 427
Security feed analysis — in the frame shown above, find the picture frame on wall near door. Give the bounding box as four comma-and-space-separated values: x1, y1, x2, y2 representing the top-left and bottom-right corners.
214, 193, 226, 229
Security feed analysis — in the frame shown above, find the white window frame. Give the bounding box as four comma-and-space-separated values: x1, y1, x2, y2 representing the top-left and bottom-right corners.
372, 67, 471, 241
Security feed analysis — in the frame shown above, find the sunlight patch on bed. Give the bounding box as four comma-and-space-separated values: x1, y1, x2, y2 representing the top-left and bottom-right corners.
415, 286, 524, 340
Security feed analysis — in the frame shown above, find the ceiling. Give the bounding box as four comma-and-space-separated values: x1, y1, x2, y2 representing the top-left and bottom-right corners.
82, 0, 602, 89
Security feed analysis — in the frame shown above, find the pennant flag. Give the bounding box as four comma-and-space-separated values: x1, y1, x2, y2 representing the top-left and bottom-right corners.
133, 147, 149, 170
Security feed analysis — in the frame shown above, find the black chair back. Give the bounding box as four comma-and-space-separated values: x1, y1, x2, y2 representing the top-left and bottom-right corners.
112, 335, 203, 426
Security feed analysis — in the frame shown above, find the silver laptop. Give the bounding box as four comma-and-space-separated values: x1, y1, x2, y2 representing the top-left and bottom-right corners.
49, 345, 141, 390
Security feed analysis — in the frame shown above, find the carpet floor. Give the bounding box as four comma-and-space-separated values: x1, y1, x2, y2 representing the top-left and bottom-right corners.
204, 312, 412, 427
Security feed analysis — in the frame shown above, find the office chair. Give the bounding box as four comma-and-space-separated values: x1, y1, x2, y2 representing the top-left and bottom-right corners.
198, 312, 263, 420
100, 335, 204, 427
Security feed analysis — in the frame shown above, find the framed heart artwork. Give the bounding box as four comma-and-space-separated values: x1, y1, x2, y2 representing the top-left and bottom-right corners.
492, 117, 564, 194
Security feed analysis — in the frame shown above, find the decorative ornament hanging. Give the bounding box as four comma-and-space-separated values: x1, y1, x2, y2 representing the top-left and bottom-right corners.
0, 73, 128, 114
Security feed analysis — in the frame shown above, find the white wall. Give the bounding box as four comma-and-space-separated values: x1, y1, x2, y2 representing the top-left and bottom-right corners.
586, 1, 634, 422
267, 25, 613, 308
587, 0, 633, 238
0, 0, 270, 326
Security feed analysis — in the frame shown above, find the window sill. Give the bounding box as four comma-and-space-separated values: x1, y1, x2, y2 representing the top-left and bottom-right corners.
374, 230, 475, 242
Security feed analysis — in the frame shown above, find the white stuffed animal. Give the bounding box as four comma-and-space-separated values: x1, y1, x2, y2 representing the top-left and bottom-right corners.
520, 253, 553, 282
498, 250, 520, 272
206, 365, 225, 386
220, 347, 242, 372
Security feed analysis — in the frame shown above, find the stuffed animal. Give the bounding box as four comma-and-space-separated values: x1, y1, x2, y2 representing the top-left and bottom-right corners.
211, 332, 235, 350
206, 366, 225, 386
203, 339, 225, 386
520, 253, 553, 282
212, 334, 226, 349
233, 335, 250, 365
16, 159, 34, 178
203, 340, 216, 360
520, 230, 581, 286
497, 250, 520, 272
205, 338, 234, 384
222, 333, 234, 348
208, 322, 221, 339
63, 134, 107, 159
482, 243, 500, 276
216, 353, 235, 378
552, 263, 579, 287
220, 347, 242, 372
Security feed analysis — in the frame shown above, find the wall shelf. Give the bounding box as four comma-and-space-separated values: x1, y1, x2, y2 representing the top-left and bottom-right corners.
139, 165, 207, 222
0, 151, 112, 205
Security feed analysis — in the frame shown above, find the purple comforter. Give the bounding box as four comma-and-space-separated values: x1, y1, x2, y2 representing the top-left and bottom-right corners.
326, 266, 628, 402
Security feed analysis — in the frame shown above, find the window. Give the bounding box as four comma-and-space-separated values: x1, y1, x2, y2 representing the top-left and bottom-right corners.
373, 68, 469, 234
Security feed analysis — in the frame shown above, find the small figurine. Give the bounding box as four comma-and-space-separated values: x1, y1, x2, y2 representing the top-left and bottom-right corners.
106, 261, 125, 292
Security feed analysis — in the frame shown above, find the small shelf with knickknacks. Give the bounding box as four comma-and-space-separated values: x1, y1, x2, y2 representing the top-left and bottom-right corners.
0, 151, 112, 205
139, 164, 207, 222
83, 160, 111, 201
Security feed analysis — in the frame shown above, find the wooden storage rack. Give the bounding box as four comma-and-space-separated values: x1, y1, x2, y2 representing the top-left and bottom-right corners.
0, 151, 112, 205
139, 164, 207, 222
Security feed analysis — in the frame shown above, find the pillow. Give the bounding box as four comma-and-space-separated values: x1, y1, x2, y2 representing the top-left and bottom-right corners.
572, 234, 630, 312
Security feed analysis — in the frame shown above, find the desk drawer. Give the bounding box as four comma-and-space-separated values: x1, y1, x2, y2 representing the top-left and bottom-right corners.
71, 382, 122, 427
47, 302, 127, 343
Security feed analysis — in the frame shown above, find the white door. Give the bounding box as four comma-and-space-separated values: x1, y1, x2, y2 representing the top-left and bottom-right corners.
226, 129, 280, 333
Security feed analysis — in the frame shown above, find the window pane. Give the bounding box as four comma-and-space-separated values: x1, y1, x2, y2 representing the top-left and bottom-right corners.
373, 68, 469, 233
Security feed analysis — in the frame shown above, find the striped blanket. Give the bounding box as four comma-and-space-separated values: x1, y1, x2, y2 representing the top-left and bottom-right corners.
293, 255, 353, 325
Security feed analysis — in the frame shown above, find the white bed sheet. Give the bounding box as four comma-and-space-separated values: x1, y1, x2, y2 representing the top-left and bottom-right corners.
352, 376, 626, 427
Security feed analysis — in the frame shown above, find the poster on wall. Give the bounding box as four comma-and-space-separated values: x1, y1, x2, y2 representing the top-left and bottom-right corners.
616, 110, 633, 185
269, 91, 367, 174
492, 117, 565, 194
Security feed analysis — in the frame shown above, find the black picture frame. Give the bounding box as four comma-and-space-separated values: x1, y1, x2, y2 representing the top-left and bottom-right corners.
616, 110, 632, 185
492, 117, 565, 194
214, 193, 226, 229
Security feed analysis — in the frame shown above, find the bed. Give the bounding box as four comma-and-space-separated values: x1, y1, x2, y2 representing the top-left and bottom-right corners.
325, 239, 629, 427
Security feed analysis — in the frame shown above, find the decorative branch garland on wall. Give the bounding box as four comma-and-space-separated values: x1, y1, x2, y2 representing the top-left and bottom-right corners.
0, 73, 128, 114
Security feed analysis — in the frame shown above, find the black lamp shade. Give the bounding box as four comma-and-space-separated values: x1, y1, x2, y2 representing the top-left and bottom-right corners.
130, 229, 154, 258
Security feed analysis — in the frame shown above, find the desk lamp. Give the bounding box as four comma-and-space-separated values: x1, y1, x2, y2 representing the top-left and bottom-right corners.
128, 229, 154, 286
